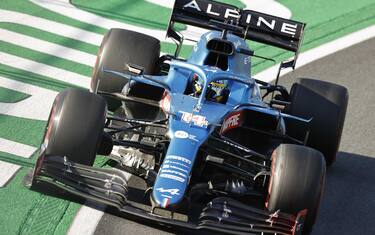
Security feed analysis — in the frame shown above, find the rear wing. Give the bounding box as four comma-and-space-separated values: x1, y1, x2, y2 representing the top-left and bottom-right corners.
167, 0, 306, 66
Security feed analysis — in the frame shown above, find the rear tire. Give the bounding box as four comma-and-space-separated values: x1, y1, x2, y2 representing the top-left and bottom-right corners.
287, 78, 348, 166
267, 144, 326, 234
91, 28, 162, 111
42, 89, 107, 166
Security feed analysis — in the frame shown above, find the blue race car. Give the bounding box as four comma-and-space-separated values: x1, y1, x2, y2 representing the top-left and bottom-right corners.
29, 0, 348, 234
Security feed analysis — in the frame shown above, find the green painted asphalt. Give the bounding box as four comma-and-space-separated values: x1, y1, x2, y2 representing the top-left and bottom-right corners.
0, 23, 98, 55
71, 0, 245, 30
0, 88, 30, 103
0, 0, 374, 234
0, 64, 81, 92
0, 41, 93, 77
251, 2, 375, 73
1, 0, 106, 34
0, 155, 108, 235
0, 115, 45, 147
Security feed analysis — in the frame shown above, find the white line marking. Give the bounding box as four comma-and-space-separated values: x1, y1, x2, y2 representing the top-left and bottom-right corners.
67, 203, 106, 235
0, 29, 96, 67
0, 161, 21, 187
0, 9, 102, 46
30, 0, 178, 44
254, 24, 375, 82
146, 0, 292, 18
0, 10, 95, 120
0, 138, 37, 158
145, 0, 174, 8
0, 52, 90, 88
0, 138, 36, 187
0, 76, 58, 120
241, 0, 291, 18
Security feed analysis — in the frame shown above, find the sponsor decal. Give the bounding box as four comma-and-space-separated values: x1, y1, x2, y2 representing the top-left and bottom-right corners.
177, 0, 302, 39
241, 12, 299, 37
166, 155, 192, 165
204, 67, 219, 73
180, 111, 208, 127
182, 0, 240, 20
164, 160, 190, 169
163, 164, 189, 173
174, 130, 189, 139
159, 91, 171, 113
160, 173, 185, 182
161, 169, 187, 178
222, 139, 252, 153
156, 188, 180, 196
221, 111, 242, 134
174, 130, 199, 141
160, 155, 192, 182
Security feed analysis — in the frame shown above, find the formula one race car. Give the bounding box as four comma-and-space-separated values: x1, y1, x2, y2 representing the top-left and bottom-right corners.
28, 0, 348, 234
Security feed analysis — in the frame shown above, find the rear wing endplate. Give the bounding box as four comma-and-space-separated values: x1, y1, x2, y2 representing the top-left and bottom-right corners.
167, 0, 306, 67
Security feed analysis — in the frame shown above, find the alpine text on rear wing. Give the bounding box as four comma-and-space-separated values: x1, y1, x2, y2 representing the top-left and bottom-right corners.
167, 0, 306, 53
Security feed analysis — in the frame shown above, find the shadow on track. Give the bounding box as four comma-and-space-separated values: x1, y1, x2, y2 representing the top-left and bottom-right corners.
314, 151, 375, 235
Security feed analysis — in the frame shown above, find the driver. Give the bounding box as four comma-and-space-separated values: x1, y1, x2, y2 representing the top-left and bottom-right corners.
191, 73, 229, 104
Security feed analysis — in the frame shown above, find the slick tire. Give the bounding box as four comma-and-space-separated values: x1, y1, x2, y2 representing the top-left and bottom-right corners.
267, 144, 326, 234
287, 78, 348, 166
42, 89, 107, 166
91, 28, 162, 111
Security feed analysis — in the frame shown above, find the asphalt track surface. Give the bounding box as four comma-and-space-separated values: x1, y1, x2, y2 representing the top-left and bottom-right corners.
94, 37, 375, 235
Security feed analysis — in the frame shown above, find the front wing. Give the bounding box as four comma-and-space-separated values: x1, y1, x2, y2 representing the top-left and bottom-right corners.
28, 155, 306, 235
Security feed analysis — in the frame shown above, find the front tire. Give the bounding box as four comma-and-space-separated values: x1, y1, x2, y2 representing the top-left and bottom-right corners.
266, 144, 326, 233
42, 89, 107, 166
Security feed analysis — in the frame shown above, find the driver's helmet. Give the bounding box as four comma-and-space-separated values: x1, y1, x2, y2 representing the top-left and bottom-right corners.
191, 73, 229, 103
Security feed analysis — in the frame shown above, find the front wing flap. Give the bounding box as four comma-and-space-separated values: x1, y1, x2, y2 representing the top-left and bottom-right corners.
30, 155, 305, 235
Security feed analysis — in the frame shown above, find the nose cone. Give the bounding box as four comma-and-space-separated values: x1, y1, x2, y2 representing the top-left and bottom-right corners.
152, 154, 192, 208
151, 129, 204, 208
152, 118, 211, 208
